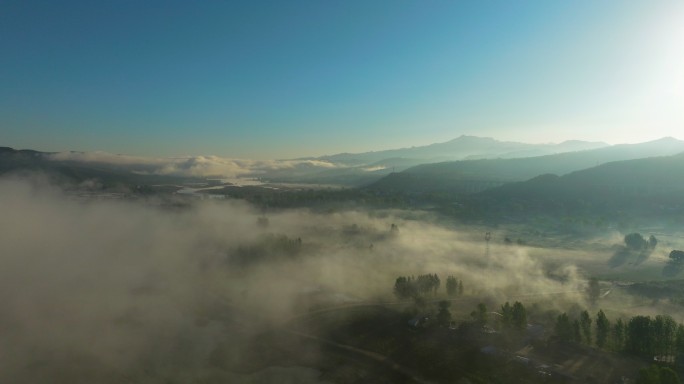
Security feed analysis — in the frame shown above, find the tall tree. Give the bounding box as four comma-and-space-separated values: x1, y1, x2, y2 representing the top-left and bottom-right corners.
676, 324, 684, 355
446, 275, 458, 296
394, 276, 417, 299
500, 302, 512, 329
653, 315, 677, 357
595, 310, 610, 348
437, 300, 452, 326
627, 315, 653, 356
580, 310, 592, 344
662, 316, 678, 356
587, 278, 601, 305
432, 274, 440, 295
555, 313, 573, 342
612, 318, 625, 351
573, 320, 582, 343
471, 303, 488, 326
511, 301, 527, 331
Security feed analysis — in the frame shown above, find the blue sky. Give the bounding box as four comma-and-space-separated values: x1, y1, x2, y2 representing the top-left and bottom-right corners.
2, 0, 683, 158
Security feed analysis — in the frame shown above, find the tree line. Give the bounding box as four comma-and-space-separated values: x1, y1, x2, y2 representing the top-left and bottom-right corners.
554, 309, 684, 359
393, 274, 464, 299
436, 300, 529, 332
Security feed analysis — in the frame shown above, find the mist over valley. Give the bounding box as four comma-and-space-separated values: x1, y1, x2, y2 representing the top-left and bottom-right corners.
4, 136, 684, 383
4, 1, 684, 382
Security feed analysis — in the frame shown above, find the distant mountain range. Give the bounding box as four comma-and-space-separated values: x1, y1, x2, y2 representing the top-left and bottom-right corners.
315, 135, 608, 164
366, 137, 684, 194
3, 136, 684, 195
259, 135, 609, 186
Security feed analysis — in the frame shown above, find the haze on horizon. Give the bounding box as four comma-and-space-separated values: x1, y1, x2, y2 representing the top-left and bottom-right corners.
2, 0, 683, 159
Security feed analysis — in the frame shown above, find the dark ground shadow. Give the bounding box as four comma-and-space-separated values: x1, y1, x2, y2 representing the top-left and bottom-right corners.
608, 246, 653, 268
608, 247, 633, 268
634, 249, 654, 266
662, 261, 684, 277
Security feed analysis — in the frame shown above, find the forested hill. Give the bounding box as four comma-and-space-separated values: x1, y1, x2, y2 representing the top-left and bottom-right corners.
466, 151, 684, 221
0, 147, 201, 187
366, 137, 684, 194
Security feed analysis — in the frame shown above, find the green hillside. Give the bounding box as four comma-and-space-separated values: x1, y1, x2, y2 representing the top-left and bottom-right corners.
465, 152, 684, 224
367, 137, 684, 194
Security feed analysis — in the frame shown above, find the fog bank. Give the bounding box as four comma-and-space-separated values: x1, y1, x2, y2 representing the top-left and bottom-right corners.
0, 176, 588, 383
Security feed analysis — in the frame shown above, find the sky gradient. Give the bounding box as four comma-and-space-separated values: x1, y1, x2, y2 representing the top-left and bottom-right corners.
2, 0, 683, 159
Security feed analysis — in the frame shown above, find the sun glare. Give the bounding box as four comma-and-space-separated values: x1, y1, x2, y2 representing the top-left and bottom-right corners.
625, 3, 684, 136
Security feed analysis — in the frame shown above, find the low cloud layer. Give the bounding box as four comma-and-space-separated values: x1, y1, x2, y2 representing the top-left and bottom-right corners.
47, 151, 338, 178
0, 175, 589, 383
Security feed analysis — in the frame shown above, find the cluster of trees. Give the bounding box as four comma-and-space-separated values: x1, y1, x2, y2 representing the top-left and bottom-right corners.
671, 250, 684, 263
624, 232, 658, 252
625, 315, 682, 358
610, 233, 659, 267
467, 301, 527, 332
394, 274, 463, 299
232, 234, 303, 265
626, 233, 658, 265
416, 274, 441, 295
394, 274, 441, 299
554, 310, 603, 346
499, 301, 527, 331
393, 276, 418, 299
555, 310, 684, 359
663, 250, 684, 277
445, 275, 464, 296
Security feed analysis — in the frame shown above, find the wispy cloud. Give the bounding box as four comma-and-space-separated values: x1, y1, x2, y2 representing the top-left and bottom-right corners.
361, 165, 387, 172
47, 151, 339, 178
